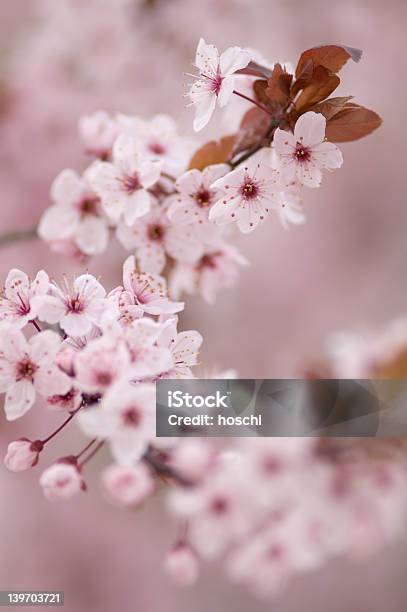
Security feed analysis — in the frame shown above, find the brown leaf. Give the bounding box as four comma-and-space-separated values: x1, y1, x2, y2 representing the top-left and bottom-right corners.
295, 44, 362, 78
188, 136, 236, 170
294, 65, 340, 112
253, 79, 270, 107
312, 96, 354, 120
236, 60, 273, 79
265, 63, 292, 107
324, 103, 382, 142
232, 107, 271, 156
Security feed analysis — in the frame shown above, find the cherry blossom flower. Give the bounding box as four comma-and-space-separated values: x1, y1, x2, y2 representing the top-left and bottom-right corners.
188, 38, 251, 131
117, 205, 203, 274
157, 319, 203, 378
87, 133, 162, 225
78, 110, 118, 158
40, 461, 84, 501
0, 329, 71, 420
122, 318, 174, 380
78, 381, 155, 464
164, 543, 200, 586
168, 164, 229, 226
46, 387, 82, 412
74, 335, 131, 394
169, 244, 249, 304
108, 255, 184, 323
4, 438, 43, 472
209, 157, 281, 233
102, 462, 154, 506
273, 112, 343, 188
118, 113, 193, 176
38, 169, 110, 256
36, 274, 107, 337
0, 268, 49, 329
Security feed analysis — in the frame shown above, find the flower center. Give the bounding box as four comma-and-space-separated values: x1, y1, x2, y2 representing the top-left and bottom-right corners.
95, 371, 113, 387
79, 196, 100, 216
194, 187, 212, 207
148, 141, 166, 155
199, 253, 220, 269
239, 177, 260, 201
16, 357, 38, 381
16, 292, 30, 316
122, 406, 141, 428
148, 224, 165, 241
67, 296, 85, 313
210, 495, 229, 515
294, 143, 311, 163
122, 173, 141, 194
203, 71, 223, 96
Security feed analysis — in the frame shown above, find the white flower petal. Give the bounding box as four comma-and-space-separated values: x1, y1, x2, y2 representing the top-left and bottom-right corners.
5, 380, 36, 421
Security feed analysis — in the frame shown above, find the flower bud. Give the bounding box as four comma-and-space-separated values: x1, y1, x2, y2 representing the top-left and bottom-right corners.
4, 439, 43, 472
164, 543, 199, 586
56, 348, 76, 377
39, 460, 84, 501
102, 463, 154, 506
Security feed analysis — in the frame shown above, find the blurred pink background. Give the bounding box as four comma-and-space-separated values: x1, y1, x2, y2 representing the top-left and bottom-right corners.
1, 0, 407, 610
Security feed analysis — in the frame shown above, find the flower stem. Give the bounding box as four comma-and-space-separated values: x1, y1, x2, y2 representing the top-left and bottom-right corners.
0, 227, 38, 249
75, 438, 97, 460
232, 90, 273, 116
31, 320, 42, 333
41, 405, 82, 445
143, 448, 192, 487
78, 440, 105, 468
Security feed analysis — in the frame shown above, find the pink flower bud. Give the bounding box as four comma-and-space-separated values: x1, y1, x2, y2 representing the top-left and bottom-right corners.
4, 439, 43, 472
171, 439, 213, 481
39, 461, 84, 501
56, 348, 76, 377
164, 543, 199, 586
78, 111, 118, 158
102, 463, 154, 506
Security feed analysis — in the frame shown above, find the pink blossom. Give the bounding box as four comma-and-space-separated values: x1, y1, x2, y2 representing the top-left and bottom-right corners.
78, 110, 118, 158
168, 164, 229, 226
164, 543, 200, 586
170, 438, 213, 482
188, 38, 251, 131
102, 462, 154, 506
118, 113, 193, 176
74, 335, 131, 394
4, 438, 43, 472
0, 268, 49, 329
0, 329, 71, 420
157, 319, 203, 378
273, 112, 343, 188
169, 244, 248, 304
108, 255, 184, 323
87, 133, 162, 225
117, 205, 203, 274
123, 318, 174, 380
36, 274, 107, 337
209, 158, 281, 233
78, 381, 155, 464
46, 387, 82, 412
38, 169, 110, 256
40, 461, 84, 501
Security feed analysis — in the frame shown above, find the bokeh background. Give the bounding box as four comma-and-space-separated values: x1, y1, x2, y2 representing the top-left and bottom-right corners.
1, 1, 407, 610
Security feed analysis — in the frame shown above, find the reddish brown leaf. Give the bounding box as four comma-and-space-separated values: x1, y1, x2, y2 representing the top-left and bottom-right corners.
236, 61, 273, 79
253, 79, 270, 107
232, 107, 271, 156
294, 65, 340, 112
312, 96, 353, 120
295, 44, 362, 78
324, 104, 382, 142
265, 63, 293, 107
188, 136, 236, 170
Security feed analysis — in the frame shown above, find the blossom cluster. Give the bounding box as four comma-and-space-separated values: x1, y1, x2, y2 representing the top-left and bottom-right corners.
1, 37, 394, 599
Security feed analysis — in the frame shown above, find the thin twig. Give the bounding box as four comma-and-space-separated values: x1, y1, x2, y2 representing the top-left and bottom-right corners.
0, 227, 38, 248
143, 448, 192, 487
